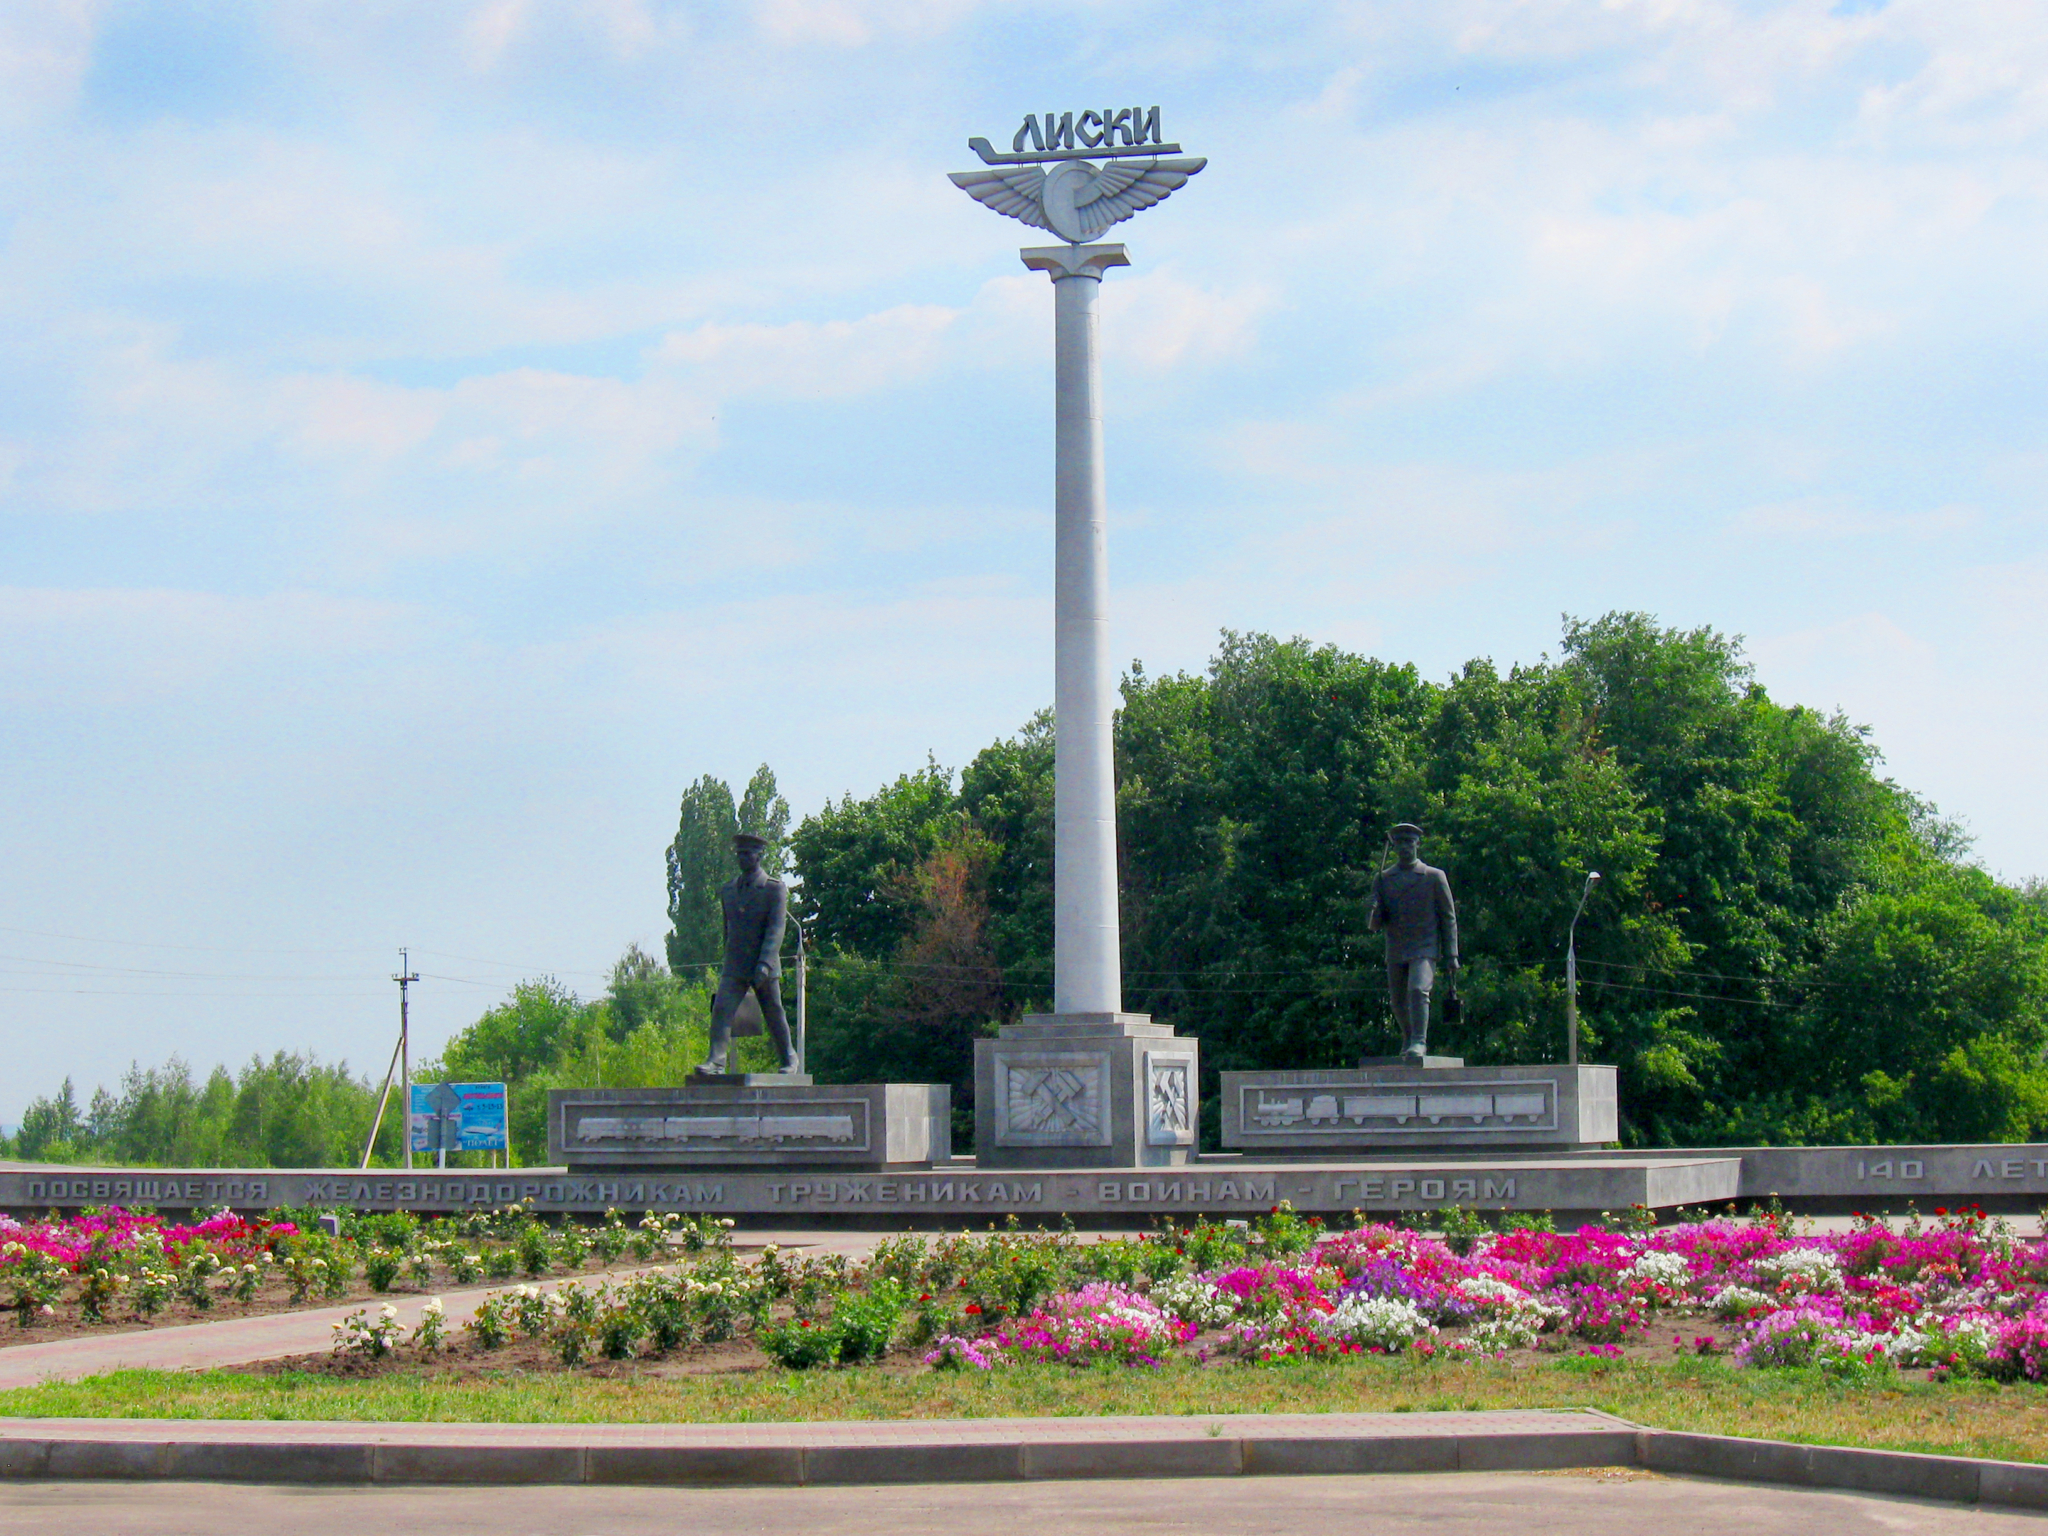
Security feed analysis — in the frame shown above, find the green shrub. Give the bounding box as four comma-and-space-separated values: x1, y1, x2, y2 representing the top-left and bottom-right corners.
517, 1223, 552, 1277
757, 1281, 904, 1369
363, 1246, 403, 1292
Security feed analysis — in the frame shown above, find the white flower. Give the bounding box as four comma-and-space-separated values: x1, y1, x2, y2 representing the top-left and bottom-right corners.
1315, 1295, 1437, 1352
1149, 1275, 1237, 1328
1710, 1285, 1778, 1317
1622, 1250, 1693, 1291
1752, 1248, 1843, 1292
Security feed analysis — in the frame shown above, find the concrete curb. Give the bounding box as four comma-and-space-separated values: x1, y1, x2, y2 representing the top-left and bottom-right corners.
0, 1423, 1637, 1489
1636, 1429, 2048, 1510
1, 1414, 2044, 1509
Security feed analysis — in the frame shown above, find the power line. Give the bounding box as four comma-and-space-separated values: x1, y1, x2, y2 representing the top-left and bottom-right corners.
0, 952, 377, 982
0, 922, 373, 957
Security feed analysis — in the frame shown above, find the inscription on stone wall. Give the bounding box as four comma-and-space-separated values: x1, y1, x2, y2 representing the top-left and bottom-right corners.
25, 1177, 270, 1204
766, 1178, 1044, 1206
1332, 1175, 1519, 1202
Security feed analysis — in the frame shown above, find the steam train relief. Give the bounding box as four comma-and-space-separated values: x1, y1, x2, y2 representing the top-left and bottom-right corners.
1250, 1087, 1553, 1131
575, 1114, 858, 1146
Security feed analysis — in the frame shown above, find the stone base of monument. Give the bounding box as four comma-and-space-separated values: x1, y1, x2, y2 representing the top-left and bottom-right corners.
973, 1013, 1199, 1169
1356, 1054, 1465, 1069
1221, 1064, 1619, 1155
689, 1071, 814, 1087
548, 1084, 950, 1171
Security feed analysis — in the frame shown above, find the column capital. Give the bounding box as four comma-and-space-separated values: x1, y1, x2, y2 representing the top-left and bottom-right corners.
1020, 243, 1130, 281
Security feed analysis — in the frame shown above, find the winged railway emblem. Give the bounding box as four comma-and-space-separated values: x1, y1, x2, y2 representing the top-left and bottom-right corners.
950, 109, 1205, 244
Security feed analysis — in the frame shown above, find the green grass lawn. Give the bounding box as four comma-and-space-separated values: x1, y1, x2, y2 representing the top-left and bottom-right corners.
8, 1356, 2048, 1464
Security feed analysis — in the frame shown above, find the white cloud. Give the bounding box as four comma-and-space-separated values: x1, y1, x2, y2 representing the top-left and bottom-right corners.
1101, 269, 1269, 374
655, 303, 960, 398
749, 0, 987, 47
1729, 496, 1977, 541
0, 586, 434, 705
0, 1, 98, 130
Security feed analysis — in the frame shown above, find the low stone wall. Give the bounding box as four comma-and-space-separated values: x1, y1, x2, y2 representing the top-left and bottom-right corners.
4, 1142, 2044, 1222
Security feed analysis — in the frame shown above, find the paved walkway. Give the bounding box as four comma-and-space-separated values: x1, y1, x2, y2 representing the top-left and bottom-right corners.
0, 1230, 889, 1390
2, 1471, 2037, 1535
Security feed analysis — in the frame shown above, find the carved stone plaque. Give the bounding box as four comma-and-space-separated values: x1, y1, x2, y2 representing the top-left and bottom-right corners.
1145, 1051, 1196, 1147
566, 1097, 871, 1155
993, 1052, 1112, 1148
1241, 1078, 1557, 1136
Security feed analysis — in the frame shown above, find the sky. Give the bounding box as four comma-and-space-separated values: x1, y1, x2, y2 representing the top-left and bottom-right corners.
3, 0, 2046, 1123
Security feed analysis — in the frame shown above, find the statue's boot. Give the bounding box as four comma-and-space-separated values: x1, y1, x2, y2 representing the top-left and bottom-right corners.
1400, 1017, 1428, 1066
766, 1015, 798, 1073
695, 1017, 732, 1076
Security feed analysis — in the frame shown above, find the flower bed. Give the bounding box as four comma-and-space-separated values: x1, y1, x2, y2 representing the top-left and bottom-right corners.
0, 1204, 727, 1337
12, 1198, 2048, 1390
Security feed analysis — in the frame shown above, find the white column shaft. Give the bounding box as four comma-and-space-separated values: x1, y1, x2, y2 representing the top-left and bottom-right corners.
1047, 256, 1121, 1016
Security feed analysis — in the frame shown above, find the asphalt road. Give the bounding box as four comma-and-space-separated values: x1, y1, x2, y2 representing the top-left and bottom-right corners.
2, 1471, 2039, 1535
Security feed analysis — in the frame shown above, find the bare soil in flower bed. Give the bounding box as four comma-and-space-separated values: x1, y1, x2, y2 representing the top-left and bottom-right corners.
237, 1335, 800, 1381
224, 1323, 1903, 1383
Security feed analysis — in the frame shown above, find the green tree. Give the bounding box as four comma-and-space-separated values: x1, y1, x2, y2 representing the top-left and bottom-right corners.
435, 977, 585, 1085
14, 1078, 83, 1160
666, 774, 739, 975
789, 614, 2048, 1149
666, 765, 789, 975
791, 759, 961, 957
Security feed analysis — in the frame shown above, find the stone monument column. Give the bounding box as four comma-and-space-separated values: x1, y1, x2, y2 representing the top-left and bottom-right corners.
968, 242, 1197, 1172
1025, 242, 1129, 1017
950, 116, 1207, 1169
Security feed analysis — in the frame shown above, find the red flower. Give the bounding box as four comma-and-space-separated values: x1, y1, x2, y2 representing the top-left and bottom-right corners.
964, 1304, 982, 1315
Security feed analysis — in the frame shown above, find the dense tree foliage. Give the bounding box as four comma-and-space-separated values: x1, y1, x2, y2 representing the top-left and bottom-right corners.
791, 614, 2048, 1148
17, 613, 2043, 1167
4, 1053, 400, 1168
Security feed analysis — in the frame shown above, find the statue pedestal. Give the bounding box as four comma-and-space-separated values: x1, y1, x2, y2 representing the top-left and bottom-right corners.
973, 1013, 1199, 1169
1356, 1055, 1465, 1070
1221, 1064, 1618, 1155
689, 1071, 813, 1087
549, 1083, 950, 1171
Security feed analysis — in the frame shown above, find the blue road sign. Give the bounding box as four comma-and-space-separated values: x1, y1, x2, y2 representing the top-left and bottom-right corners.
408, 1081, 508, 1153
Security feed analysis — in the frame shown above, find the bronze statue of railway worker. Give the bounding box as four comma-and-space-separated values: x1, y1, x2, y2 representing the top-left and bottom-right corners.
696, 832, 799, 1075
1366, 822, 1460, 1067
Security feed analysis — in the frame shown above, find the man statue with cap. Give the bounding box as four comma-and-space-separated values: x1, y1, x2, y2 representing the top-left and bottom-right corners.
1367, 823, 1460, 1067
696, 832, 800, 1076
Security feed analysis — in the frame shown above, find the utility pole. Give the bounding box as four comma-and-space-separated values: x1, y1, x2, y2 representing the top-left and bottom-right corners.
394, 948, 419, 1171
1566, 873, 1601, 1066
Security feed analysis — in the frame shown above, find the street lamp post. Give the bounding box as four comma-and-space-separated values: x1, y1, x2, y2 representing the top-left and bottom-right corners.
1566, 872, 1601, 1066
